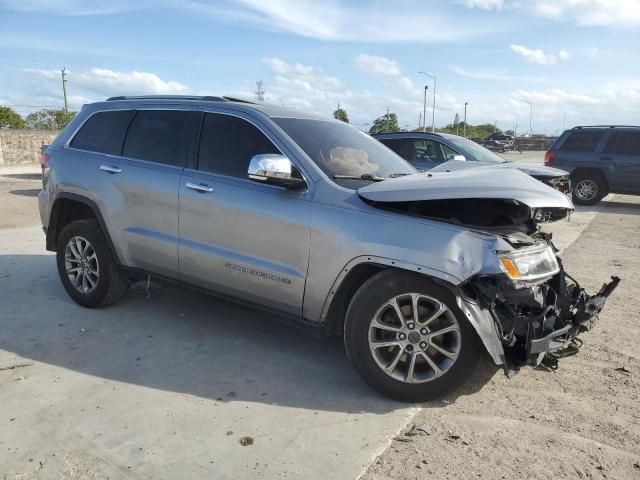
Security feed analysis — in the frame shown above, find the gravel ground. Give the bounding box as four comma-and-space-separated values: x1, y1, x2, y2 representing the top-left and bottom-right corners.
362, 194, 640, 480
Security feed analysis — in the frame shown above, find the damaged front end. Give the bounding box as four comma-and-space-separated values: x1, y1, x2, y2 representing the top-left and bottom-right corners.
358, 168, 620, 371
468, 252, 619, 369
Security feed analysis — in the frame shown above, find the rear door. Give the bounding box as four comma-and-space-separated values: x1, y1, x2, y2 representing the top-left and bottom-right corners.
601, 130, 640, 191
178, 110, 311, 316
68, 106, 190, 278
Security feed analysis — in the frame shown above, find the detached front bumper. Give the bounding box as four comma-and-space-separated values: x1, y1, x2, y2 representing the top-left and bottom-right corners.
528, 276, 619, 359
469, 261, 619, 367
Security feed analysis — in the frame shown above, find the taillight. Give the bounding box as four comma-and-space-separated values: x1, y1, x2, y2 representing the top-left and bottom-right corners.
40, 153, 49, 175
544, 151, 555, 166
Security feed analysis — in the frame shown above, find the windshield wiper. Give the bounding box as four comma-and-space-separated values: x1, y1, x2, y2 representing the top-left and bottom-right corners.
333, 173, 387, 182
389, 172, 411, 178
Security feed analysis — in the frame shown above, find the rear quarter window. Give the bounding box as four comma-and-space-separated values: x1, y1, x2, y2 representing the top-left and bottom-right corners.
69, 110, 134, 154
604, 131, 640, 155
558, 130, 603, 152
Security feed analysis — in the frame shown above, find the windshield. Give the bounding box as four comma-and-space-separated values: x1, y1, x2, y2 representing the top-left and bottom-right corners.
272, 117, 416, 182
446, 136, 508, 164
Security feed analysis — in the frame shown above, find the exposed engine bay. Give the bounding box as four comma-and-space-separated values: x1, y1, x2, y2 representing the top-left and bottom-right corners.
365, 195, 620, 371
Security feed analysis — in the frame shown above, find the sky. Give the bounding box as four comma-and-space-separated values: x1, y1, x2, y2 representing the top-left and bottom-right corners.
0, 0, 638, 134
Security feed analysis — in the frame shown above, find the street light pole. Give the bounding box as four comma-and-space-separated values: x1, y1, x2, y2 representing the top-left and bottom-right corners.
422, 85, 428, 132
521, 100, 533, 136
419, 71, 436, 132
463, 102, 468, 138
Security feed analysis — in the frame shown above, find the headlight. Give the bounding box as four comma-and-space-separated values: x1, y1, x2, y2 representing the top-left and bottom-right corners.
498, 244, 559, 281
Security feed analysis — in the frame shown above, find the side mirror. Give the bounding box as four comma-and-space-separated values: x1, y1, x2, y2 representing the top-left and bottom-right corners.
248, 154, 306, 191
447, 154, 466, 161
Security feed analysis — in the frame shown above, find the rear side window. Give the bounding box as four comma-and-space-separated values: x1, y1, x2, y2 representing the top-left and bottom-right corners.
604, 131, 640, 155
198, 113, 279, 177
558, 130, 603, 152
70, 110, 134, 154
123, 110, 188, 166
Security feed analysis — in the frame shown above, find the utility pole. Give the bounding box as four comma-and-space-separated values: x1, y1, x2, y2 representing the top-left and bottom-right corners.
463, 102, 468, 138
61, 67, 69, 114
422, 86, 428, 132
385, 106, 390, 132
419, 71, 436, 132
255, 81, 265, 102
418, 111, 422, 131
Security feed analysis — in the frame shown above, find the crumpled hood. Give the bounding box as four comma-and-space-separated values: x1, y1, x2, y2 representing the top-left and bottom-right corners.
358, 167, 574, 210
429, 159, 569, 178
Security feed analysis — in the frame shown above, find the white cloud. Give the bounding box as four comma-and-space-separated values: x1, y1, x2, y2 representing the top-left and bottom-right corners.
179, 0, 496, 43
558, 50, 572, 60
509, 44, 559, 65
456, 0, 504, 10
354, 54, 402, 77
524, 0, 640, 26
25, 67, 187, 96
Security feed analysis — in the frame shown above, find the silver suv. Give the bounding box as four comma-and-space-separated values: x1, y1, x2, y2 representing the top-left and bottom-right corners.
39, 96, 618, 401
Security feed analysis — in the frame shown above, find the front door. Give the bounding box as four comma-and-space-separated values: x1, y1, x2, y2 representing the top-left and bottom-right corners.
178, 111, 311, 316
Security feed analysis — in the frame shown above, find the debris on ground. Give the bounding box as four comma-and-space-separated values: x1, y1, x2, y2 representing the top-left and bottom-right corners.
0, 363, 33, 371
614, 366, 631, 374
239, 436, 254, 446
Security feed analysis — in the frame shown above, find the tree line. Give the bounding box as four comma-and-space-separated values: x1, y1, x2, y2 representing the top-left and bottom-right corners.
0, 106, 76, 130
333, 106, 513, 138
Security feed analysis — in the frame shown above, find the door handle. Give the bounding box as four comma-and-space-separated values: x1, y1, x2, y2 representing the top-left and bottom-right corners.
100, 165, 123, 174
186, 182, 214, 193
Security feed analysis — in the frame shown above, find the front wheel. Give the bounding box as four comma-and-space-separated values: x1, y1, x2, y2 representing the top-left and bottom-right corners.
344, 270, 482, 402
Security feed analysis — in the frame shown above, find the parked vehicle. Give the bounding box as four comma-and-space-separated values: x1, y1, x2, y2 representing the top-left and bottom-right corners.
545, 126, 640, 205
373, 132, 571, 194
39, 96, 618, 401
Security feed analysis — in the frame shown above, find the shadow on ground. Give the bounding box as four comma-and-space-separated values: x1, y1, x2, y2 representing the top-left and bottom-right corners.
0, 253, 497, 414
8, 188, 40, 197
0, 173, 41, 180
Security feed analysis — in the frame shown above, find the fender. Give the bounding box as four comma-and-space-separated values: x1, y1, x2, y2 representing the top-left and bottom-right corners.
319, 255, 506, 366
46, 192, 121, 264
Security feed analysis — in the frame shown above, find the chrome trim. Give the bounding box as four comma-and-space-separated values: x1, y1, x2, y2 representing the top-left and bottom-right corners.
99, 165, 123, 174
185, 182, 214, 193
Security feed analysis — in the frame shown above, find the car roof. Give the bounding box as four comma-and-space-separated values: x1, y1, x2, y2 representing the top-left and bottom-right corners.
86, 95, 337, 122
372, 131, 466, 141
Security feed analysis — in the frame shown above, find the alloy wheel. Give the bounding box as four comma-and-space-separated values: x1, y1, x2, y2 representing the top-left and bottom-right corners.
574, 179, 598, 201
368, 293, 461, 384
64, 236, 99, 293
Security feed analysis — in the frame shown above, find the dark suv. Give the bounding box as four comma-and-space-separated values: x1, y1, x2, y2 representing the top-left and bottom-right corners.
545, 126, 640, 205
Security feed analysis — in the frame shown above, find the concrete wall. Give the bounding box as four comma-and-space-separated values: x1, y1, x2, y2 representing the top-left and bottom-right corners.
0, 129, 59, 166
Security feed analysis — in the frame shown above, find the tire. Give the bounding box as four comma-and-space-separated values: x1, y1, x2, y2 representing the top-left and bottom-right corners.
572, 172, 606, 206
56, 219, 128, 308
344, 270, 482, 402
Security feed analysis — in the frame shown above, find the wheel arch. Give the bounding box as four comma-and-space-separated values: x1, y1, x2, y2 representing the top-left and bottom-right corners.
319, 256, 462, 337
47, 193, 119, 263
571, 167, 610, 193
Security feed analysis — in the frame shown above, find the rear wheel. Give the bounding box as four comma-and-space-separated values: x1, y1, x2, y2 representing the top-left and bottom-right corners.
572, 172, 606, 205
56, 219, 128, 308
344, 270, 482, 402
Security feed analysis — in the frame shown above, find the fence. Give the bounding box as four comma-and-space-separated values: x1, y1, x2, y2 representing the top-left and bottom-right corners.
0, 129, 59, 166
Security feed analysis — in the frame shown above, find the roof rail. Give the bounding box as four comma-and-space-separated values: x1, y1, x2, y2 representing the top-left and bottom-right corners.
572, 125, 640, 129
105, 95, 226, 102
105, 95, 256, 104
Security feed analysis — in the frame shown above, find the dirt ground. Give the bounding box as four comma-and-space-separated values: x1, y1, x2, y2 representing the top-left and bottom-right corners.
1, 162, 639, 479
362, 194, 640, 480
0, 165, 41, 229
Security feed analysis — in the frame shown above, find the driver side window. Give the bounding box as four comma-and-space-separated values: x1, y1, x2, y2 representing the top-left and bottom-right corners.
440, 143, 460, 161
